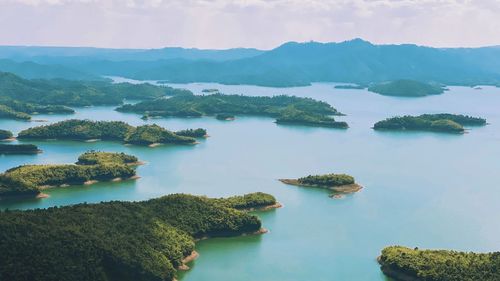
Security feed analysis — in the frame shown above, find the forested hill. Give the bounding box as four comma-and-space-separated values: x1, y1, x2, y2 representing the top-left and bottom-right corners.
1, 39, 500, 86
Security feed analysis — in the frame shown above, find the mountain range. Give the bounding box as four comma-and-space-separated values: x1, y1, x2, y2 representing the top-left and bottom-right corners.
1, 39, 499, 87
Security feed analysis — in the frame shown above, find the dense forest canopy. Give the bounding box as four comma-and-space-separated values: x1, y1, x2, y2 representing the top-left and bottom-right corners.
368, 80, 446, 97
118, 93, 346, 128
379, 246, 500, 281
17, 119, 199, 145
0, 193, 276, 281
298, 174, 355, 187
0, 144, 40, 155
0, 151, 138, 197
374, 114, 486, 133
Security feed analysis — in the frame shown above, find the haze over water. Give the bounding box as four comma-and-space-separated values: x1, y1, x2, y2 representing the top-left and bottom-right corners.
1, 82, 499, 280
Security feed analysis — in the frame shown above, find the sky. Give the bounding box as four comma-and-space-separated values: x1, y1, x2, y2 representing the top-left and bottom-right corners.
0, 0, 499, 49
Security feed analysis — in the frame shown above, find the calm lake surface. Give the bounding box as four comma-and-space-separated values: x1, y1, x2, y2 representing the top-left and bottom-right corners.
1, 82, 500, 281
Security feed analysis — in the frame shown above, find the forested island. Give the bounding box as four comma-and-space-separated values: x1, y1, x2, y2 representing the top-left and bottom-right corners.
0, 129, 13, 140
0, 151, 139, 198
0, 192, 278, 281
0, 144, 41, 154
334, 84, 365, 89
368, 80, 446, 97
0, 71, 187, 120
17, 119, 201, 146
379, 246, 500, 281
117, 93, 347, 128
374, 114, 487, 134
174, 128, 207, 138
280, 173, 362, 197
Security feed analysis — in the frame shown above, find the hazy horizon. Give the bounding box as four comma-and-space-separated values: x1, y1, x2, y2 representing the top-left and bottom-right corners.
1, 0, 500, 50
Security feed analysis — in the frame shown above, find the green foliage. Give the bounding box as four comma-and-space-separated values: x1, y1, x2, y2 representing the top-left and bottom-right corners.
18, 119, 134, 140
216, 113, 235, 120
76, 151, 139, 165
276, 107, 348, 128
215, 192, 277, 210
0, 72, 183, 120
0, 104, 31, 120
17, 119, 199, 145
298, 174, 355, 187
174, 128, 207, 138
124, 125, 196, 145
0, 151, 137, 197
0, 144, 39, 154
368, 80, 445, 97
373, 114, 486, 133
0, 129, 13, 139
117, 93, 344, 128
0, 193, 271, 281
379, 246, 500, 281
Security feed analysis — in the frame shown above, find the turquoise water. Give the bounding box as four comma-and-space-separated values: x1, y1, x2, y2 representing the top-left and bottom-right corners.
1, 83, 500, 280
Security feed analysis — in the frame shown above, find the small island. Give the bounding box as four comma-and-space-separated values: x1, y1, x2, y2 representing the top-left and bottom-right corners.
379, 246, 500, 281
334, 84, 365, 89
368, 80, 446, 97
0, 129, 13, 140
0, 151, 140, 198
374, 114, 487, 134
276, 108, 348, 128
201, 88, 220, 93
175, 128, 208, 138
0, 144, 41, 154
0, 192, 279, 281
216, 113, 235, 121
280, 173, 362, 198
17, 119, 201, 146
116, 93, 348, 128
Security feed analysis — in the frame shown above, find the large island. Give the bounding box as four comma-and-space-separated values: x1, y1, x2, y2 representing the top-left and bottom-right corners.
368, 80, 446, 97
117, 93, 348, 128
0, 151, 140, 198
0, 192, 278, 281
379, 246, 500, 281
17, 119, 203, 146
279, 173, 362, 198
374, 114, 487, 134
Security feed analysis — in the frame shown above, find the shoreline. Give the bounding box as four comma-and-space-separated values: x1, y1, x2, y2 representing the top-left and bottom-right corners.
279, 179, 363, 194
241, 202, 283, 212
377, 257, 420, 281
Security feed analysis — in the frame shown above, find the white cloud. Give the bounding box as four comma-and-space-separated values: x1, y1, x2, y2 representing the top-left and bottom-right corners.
0, 0, 499, 48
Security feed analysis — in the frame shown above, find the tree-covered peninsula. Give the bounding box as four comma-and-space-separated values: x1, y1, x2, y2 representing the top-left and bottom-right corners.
174, 128, 207, 138
116, 93, 347, 128
0, 192, 278, 281
0, 129, 13, 140
368, 80, 446, 97
374, 114, 487, 134
379, 246, 500, 281
0, 144, 41, 155
0, 151, 139, 198
0, 71, 187, 120
17, 119, 200, 145
280, 173, 362, 197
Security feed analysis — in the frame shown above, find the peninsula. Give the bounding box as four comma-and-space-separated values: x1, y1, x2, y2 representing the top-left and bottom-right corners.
0, 192, 278, 281
280, 173, 362, 197
17, 119, 201, 145
379, 246, 500, 281
374, 114, 487, 134
0, 151, 140, 198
